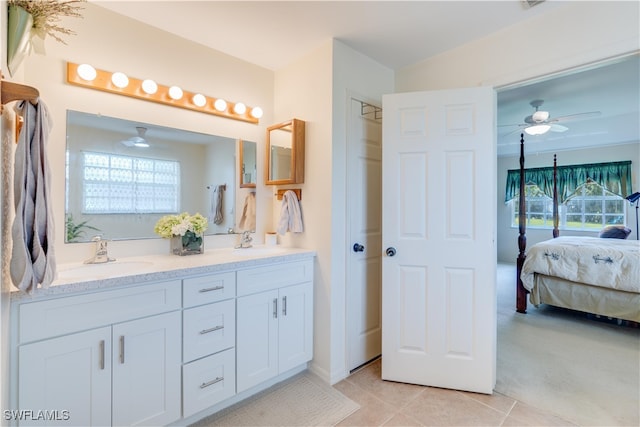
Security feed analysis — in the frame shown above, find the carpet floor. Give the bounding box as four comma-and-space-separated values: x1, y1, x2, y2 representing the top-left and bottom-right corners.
190, 371, 359, 426
496, 263, 640, 427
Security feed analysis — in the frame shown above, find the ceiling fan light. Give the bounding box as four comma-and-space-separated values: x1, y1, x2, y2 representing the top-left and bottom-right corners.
524, 124, 551, 135
532, 110, 549, 122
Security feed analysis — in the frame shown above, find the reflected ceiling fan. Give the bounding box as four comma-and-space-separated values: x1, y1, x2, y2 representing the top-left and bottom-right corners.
501, 99, 601, 136
121, 126, 150, 147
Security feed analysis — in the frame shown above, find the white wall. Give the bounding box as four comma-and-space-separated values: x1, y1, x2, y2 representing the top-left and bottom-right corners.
272, 39, 393, 383
396, 2, 639, 92
497, 142, 640, 263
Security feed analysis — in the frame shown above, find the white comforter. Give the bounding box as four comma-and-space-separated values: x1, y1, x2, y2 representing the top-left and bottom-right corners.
521, 236, 640, 294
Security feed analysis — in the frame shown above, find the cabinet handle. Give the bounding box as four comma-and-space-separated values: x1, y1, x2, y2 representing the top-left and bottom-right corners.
199, 325, 224, 335
200, 377, 224, 389
119, 335, 125, 364
282, 296, 287, 316
99, 340, 105, 370
199, 285, 224, 293
273, 298, 278, 319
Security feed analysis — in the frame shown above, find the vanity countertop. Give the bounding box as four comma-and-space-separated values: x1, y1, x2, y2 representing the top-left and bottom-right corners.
11, 246, 316, 302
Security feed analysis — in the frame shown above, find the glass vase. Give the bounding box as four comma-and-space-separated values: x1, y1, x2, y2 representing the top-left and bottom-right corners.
170, 231, 204, 256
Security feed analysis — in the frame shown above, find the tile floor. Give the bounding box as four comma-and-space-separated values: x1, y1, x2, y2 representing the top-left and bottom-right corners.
333, 359, 576, 426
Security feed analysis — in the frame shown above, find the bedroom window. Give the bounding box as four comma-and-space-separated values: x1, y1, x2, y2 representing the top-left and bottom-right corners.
511, 185, 555, 228
81, 151, 180, 214
564, 180, 626, 230
511, 181, 626, 230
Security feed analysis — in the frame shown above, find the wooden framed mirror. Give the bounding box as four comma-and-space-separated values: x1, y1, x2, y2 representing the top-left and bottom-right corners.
239, 139, 257, 188
265, 118, 305, 185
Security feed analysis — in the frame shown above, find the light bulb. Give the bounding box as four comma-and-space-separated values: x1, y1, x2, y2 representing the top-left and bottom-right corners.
141, 79, 158, 95
233, 102, 246, 115
250, 106, 263, 119
214, 99, 227, 111
168, 86, 183, 100
111, 72, 129, 88
524, 124, 551, 135
77, 64, 97, 81
192, 93, 207, 107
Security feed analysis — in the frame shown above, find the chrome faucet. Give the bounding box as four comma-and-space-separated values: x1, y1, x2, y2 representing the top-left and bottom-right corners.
235, 231, 253, 249
84, 235, 116, 264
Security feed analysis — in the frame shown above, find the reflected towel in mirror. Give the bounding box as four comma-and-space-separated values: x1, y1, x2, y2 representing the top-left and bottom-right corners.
239, 192, 256, 231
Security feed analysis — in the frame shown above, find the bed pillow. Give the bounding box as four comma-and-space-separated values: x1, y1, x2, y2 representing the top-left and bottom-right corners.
598, 225, 632, 239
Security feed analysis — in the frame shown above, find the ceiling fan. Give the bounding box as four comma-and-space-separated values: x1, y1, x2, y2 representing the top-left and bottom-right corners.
121, 126, 150, 147
501, 99, 601, 136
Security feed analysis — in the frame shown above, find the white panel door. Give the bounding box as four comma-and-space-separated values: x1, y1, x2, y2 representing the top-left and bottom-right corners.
381, 87, 497, 394
112, 311, 182, 426
347, 98, 383, 371
18, 327, 112, 426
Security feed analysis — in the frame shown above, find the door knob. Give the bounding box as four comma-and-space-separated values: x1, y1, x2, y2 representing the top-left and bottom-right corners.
353, 243, 365, 253
386, 247, 397, 257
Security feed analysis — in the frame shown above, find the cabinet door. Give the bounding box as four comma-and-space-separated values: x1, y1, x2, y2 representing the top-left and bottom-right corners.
112, 311, 181, 427
278, 282, 314, 373
236, 289, 279, 393
18, 327, 112, 426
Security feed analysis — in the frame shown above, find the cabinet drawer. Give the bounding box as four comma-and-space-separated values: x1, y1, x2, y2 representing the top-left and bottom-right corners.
19, 281, 181, 344
183, 299, 235, 363
237, 259, 313, 296
183, 348, 236, 418
183, 272, 236, 308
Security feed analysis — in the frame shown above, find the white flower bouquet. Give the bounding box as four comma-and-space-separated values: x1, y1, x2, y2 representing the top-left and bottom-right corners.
154, 212, 208, 255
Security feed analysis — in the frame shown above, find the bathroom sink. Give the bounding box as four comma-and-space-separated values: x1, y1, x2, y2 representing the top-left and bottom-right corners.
231, 246, 287, 257
58, 261, 155, 281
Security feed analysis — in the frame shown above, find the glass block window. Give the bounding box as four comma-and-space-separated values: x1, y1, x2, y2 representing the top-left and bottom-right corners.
82, 151, 180, 214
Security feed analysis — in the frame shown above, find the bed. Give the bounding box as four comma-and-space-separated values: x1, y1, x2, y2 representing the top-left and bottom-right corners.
513, 134, 640, 322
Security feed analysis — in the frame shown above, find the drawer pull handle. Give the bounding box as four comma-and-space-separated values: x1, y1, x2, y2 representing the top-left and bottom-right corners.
199, 285, 224, 293
119, 336, 125, 364
199, 325, 224, 335
99, 340, 105, 370
200, 377, 224, 389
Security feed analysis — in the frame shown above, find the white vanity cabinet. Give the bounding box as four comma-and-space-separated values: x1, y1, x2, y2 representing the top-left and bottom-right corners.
236, 260, 314, 393
14, 281, 182, 427
181, 272, 237, 418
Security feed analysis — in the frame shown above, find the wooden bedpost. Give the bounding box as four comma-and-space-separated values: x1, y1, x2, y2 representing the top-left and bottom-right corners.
516, 133, 528, 313
552, 154, 560, 238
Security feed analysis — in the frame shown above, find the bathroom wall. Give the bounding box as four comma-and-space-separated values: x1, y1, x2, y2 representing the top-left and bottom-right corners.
272, 39, 393, 383
18, 2, 275, 263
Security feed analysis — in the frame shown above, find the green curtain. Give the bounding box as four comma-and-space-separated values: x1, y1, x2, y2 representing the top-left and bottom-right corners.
505, 160, 632, 203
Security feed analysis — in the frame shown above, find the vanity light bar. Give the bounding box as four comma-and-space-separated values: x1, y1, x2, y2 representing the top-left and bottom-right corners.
66, 62, 261, 124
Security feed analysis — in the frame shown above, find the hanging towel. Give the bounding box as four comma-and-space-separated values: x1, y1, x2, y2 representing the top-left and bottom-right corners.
277, 190, 304, 235
238, 192, 256, 231
212, 185, 225, 225
11, 99, 56, 293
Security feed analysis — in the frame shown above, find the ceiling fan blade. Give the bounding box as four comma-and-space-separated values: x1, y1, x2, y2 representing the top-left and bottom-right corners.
550, 111, 601, 123
549, 124, 568, 132
498, 123, 526, 128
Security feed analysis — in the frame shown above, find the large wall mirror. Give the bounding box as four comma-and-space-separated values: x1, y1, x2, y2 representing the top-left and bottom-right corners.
65, 110, 249, 243
265, 118, 305, 185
